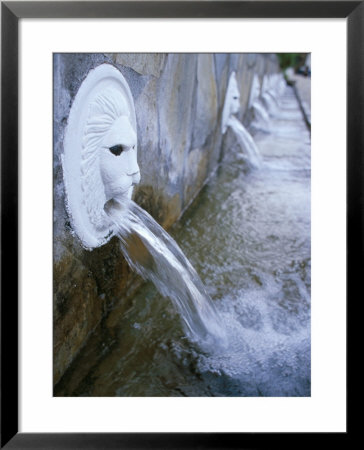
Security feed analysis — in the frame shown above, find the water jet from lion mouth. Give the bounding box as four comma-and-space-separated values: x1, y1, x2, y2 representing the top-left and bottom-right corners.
222, 71, 262, 168
62, 63, 227, 344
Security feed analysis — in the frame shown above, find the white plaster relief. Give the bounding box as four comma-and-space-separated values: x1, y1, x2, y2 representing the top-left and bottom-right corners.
248, 74, 261, 109
62, 64, 139, 249
221, 71, 241, 134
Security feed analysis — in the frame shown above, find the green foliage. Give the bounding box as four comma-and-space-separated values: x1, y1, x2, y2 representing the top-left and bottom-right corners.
277, 53, 307, 71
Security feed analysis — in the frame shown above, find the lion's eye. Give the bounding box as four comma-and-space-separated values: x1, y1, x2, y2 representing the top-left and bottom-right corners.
109, 145, 124, 156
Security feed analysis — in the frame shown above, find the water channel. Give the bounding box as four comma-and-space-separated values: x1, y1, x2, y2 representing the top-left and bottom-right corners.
55, 85, 311, 397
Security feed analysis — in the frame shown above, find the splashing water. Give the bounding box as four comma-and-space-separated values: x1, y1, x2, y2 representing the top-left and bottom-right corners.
227, 116, 262, 168
55, 83, 310, 397
251, 100, 271, 132
105, 200, 227, 346
262, 91, 280, 116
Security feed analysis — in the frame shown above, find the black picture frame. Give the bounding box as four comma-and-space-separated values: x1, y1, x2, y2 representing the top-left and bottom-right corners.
1, 1, 358, 448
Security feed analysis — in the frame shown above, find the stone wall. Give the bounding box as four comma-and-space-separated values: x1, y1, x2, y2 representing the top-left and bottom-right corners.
53, 53, 280, 386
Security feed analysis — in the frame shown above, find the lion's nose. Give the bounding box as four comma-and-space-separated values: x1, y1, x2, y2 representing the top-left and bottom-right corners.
129, 171, 140, 185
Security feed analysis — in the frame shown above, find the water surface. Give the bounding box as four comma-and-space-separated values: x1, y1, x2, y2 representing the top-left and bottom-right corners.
55, 86, 310, 397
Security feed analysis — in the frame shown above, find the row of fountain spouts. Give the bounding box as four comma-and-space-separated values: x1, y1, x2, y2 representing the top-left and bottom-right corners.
109, 71, 290, 344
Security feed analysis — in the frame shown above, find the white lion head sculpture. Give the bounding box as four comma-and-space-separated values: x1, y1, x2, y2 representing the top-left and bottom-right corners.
62, 64, 139, 249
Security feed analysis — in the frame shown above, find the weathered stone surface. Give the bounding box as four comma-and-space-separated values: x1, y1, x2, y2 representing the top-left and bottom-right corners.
246, 53, 258, 69
135, 186, 181, 230
157, 54, 197, 192
53, 249, 99, 385
107, 53, 167, 77
53, 53, 281, 386
53, 235, 141, 386
183, 148, 209, 207
214, 54, 229, 106
192, 54, 218, 150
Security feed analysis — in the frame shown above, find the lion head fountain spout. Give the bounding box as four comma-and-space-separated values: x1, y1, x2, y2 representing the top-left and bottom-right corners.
221, 71, 241, 134
221, 71, 262, 168
61, 65, 226, 343
62, 64, 140, 249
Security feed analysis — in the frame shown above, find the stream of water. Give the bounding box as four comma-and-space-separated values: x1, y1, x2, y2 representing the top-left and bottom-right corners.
55, 85, 310, 397
105, 200, 227, 346
227, 116, 262, 169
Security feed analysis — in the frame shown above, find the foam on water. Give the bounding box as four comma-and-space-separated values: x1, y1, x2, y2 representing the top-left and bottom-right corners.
195, 278, 310, 396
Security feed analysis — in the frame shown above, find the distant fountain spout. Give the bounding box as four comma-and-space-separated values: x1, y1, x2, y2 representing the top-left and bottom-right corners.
222, 72, 262, 168
248, 74, 271, 133
62, 63, 226, 345
261, 74, 286, 116
227, 116, 262, 168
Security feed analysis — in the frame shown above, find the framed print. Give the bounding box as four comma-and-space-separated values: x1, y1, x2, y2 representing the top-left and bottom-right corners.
1, 1, 358, 448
